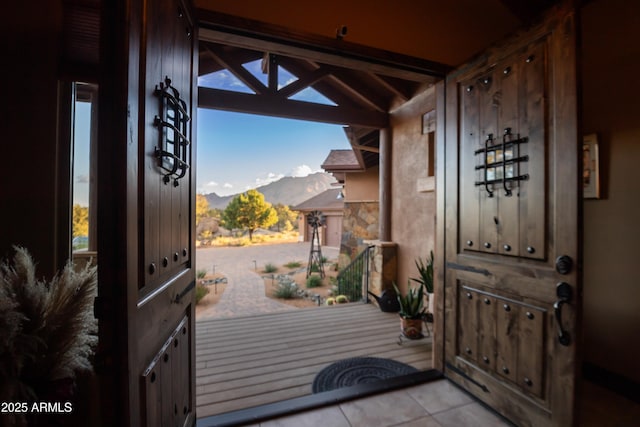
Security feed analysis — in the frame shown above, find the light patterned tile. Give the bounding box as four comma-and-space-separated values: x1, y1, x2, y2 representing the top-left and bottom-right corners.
391, 415, 443, 427
259, 406, 350, 427
433, 402, 512, 427
406, 380, 473, 414
340, 389, 429, 427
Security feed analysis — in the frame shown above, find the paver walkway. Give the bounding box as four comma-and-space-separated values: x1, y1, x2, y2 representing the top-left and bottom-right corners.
195, 242, 338, 319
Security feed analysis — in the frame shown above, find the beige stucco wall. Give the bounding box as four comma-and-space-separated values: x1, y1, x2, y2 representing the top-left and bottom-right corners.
345, 167, 379, 201
389, 87, 437, 290
581, 0, 640, 382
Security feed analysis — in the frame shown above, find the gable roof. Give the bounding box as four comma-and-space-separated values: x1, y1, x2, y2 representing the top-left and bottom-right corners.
292, 188, 344, 212
321, 149, 362, 171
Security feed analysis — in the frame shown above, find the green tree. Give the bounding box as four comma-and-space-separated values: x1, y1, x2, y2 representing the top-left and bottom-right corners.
196, 194, 210, 226
72, 204, 89, 238
223, 189, 277, 241
273, 203, 298, 232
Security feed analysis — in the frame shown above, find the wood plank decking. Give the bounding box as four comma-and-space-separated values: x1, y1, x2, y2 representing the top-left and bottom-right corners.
195, 303, 432, 418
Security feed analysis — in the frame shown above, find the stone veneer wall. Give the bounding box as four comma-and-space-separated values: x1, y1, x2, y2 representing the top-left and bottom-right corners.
367, 242, 398, 307
339, 201, 379, 268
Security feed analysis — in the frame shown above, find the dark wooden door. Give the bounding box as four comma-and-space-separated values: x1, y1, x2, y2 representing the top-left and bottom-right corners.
440, 7, 580, 426
97, 0, 198, 425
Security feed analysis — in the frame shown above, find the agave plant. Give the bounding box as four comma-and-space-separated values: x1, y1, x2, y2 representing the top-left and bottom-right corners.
392, 281, 425, 319
411, 250, 434, 294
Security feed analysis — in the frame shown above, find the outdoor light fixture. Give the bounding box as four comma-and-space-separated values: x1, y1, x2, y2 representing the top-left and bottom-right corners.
336, 189, 344, 199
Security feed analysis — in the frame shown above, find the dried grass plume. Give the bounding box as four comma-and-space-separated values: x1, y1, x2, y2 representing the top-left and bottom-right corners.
0, 246, 97, 405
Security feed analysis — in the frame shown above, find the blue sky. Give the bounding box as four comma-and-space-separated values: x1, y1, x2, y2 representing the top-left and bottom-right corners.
196, 109, 349, 196
196, 59, 350, 196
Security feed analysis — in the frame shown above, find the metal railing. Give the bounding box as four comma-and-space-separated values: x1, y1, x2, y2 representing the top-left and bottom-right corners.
336, 245, 374, 303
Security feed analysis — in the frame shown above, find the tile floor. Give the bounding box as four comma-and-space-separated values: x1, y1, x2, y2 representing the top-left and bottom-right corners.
249, 380, 512, 427
241, 377, 640, 427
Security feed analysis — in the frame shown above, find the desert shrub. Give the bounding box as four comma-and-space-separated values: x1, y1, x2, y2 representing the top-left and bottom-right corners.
321, 256, 328, 263
196, 283, 209, 304
306, 275, 322, 288
336, 295, 349, 304
284, 261, 302, 269
196, 269, 207, 279
273, 281, 298, 299
326, 297, 336, 305
263, 263, 277, 273
309, 263, 320, 273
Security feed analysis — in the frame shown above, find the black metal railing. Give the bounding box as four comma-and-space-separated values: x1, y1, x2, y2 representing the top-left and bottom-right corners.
336, 245, 374, 303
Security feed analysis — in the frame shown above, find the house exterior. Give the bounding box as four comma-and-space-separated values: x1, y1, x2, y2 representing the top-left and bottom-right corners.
292, 188, 344, 248
3, 0, 639, 425
321, 149, 380, 267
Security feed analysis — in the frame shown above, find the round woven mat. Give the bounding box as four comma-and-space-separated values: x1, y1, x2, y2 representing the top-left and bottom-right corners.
311, 357, 419, 393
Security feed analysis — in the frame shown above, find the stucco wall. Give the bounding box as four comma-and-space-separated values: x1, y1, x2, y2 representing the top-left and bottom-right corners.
389, 87, 437, 290
345, 167, 379, 201
581, 0, 640, 382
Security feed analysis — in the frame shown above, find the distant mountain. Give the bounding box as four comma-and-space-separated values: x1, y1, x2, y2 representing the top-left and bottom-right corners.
203, 172, 337, 209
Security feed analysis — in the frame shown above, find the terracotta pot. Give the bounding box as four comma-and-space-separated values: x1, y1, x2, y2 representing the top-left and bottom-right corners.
400, 317, 423, 339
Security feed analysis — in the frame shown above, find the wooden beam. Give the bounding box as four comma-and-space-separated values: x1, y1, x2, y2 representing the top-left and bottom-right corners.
370, 74, 418, 101
324, 67, 390, 112
203, 44, 267, 94
276, 66, 331, 99
198, 10, 451, 82
352, 144, 380, 154
277, 57, 364, 109
198, 87, 388, 128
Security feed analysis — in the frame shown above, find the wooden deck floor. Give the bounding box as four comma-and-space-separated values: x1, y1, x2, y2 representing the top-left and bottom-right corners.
195, 303, 433, 418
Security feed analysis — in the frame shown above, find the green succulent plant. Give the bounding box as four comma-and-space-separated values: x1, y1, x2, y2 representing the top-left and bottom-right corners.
411, 250, 434, 294
392, 281, 425, 319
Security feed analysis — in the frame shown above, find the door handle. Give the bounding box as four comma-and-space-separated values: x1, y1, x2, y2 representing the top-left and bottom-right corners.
553, 282, 572, 346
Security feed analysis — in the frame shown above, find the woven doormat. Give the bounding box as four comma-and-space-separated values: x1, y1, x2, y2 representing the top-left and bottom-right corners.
312, 357, 419, 393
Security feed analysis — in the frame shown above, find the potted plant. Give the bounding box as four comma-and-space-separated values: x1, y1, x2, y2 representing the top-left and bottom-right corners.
392, 281, 425, 339
412, 250, 434, 321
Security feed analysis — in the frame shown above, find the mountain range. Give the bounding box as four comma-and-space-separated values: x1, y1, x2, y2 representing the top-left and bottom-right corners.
203, 172, 337, 209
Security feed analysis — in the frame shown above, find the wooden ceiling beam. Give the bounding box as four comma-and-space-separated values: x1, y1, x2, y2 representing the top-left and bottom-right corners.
277, 57, 362, 108
370, 74, 419, 101
324, 67, 390, 112
352, 144, 380, 154
198, 10, 451, 82
276, 65, 331, 99
202, 44, 267, 94
199, 87, 388, 128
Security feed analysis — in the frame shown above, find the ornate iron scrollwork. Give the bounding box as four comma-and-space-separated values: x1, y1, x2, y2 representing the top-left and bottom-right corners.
154, 76, 191, 186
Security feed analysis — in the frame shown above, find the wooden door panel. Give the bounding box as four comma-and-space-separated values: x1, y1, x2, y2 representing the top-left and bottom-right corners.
477, 76, 499, 254
98, 0, 197, 425
476, 292, 497, 372
519, 43, 547, 259
442, 7, 579, 426
518, 306, 545, 398
460, 84, 480, 252
458, 286, 478, 363
496, 299, 519, 384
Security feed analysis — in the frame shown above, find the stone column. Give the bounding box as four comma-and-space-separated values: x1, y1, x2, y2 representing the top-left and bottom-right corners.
367, 241, 397, 305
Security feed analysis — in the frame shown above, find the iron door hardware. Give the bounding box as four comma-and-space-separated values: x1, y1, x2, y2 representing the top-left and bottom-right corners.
555, 255, 573, 275
553, 282, 572, 346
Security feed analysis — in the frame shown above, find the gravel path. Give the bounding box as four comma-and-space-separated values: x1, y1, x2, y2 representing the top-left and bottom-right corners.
195, 242, 339, 319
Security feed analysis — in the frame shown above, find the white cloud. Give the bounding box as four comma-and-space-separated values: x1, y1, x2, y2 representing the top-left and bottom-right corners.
205, 181, 219, 187
289, 164, 315, 177
223, 183, 233, 188
255, 172, 284, 187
